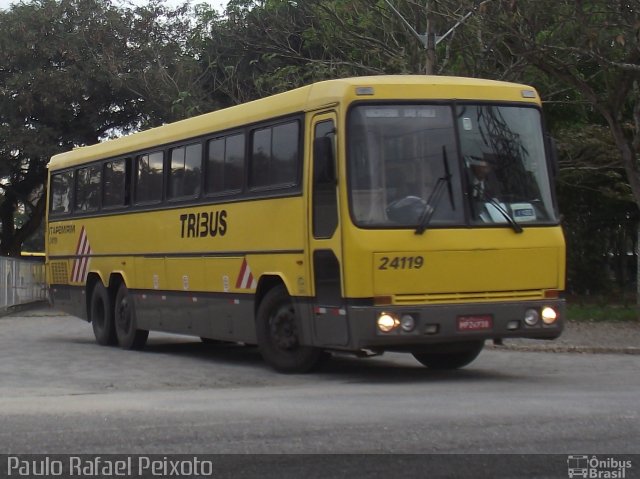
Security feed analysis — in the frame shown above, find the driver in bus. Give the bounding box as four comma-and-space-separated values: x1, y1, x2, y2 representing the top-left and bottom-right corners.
467, 153, 498, 200
466, 153, 504, 223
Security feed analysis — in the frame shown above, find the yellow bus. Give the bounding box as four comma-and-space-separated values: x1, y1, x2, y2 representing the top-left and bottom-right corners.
46, 75, 565, 372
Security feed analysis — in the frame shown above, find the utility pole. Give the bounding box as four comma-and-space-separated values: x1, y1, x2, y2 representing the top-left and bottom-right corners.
384, 0, 494, 75
425, 2, 436, 75
384, 0, 435, 74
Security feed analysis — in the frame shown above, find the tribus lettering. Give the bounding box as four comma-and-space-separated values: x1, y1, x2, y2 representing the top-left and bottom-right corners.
180, 210, 227, 238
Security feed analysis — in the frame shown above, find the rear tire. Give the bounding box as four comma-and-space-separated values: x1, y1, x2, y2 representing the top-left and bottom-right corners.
255, 285, 323, 373
412, 341, 484, 370
114, 283, 148, 350
90, 282, 116, 346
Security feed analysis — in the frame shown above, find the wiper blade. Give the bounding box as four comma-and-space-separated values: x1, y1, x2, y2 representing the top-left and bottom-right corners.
415, 177, 446, 235
415, 146, 455, 235
475, 187, 523, 234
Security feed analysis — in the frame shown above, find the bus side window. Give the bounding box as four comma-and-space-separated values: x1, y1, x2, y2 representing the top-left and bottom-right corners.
75, 165, 101, 212
103, 158, 130, 208
169, 143, 202, 199
313, 119, 337, 239
249, 120, 299, 190
206, 133, 245, 196
50, 171, 74, 214
135, 151, 164, 204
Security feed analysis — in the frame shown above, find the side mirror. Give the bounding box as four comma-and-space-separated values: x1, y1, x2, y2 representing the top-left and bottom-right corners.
313, 136, 335, 184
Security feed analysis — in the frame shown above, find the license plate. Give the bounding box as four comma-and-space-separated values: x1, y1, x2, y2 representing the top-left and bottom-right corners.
457, 315, 493, 332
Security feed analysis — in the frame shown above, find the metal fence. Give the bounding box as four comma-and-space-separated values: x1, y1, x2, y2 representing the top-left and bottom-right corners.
0, 256, 47, 311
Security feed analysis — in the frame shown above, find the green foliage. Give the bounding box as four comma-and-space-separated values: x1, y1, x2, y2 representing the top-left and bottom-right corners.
196, 0, 428, 102
556, 124, 637, 294
0, 0, 217, 254
469, 1, 640, 204
567, 303, 639, 323
0, 0, 144, 254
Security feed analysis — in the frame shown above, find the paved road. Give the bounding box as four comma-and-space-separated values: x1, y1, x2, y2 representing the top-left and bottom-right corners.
0, 308, 638, 477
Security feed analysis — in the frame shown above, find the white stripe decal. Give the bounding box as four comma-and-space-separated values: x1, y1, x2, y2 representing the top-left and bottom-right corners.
235, 259, 257, 290
71, 227, 91, 283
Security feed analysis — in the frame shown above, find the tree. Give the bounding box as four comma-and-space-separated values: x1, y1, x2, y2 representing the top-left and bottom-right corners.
0, 0, 138, 254
0, 0, 214, 255
471, 1, 640, 201
556, 124, 638, 295
195, 0, 431, 102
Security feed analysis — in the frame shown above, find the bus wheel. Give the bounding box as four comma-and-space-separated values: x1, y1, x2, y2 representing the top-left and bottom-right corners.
114, 284, 149, 350
256, 285, 322, 373
412, 341, 484, 370
90, 282, 117, 346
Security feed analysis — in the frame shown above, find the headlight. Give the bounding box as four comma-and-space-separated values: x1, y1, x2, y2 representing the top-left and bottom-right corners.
541, 307, 558, 325
524, 308, 540, 326
377, 313, 399, 333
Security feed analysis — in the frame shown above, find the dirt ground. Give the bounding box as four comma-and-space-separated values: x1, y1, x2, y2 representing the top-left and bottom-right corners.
496, 319, 640, 354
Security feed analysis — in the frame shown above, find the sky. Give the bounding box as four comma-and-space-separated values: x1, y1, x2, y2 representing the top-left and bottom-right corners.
0, 0, 227, 11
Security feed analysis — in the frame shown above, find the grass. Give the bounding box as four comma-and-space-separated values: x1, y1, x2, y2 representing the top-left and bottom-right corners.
566, 301, 639, 322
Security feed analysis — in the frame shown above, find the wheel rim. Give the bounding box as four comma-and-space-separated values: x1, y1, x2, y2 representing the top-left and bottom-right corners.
116, 294, 132, 335
268, 303, 299, 351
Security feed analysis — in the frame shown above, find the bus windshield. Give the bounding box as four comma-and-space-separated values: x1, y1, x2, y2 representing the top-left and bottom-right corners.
347, 103, 558, 229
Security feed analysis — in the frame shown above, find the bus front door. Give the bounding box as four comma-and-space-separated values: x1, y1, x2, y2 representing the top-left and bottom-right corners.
309, 112, 348, 347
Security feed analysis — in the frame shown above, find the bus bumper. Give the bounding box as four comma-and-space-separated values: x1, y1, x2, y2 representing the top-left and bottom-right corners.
342, 298, 565, 352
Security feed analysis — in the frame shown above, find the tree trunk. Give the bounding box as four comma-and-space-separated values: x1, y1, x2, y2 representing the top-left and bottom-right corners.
9, 196, 46, 257
0, 192, 17, 256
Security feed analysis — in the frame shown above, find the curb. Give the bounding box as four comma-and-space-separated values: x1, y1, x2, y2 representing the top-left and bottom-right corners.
488, 343, 640, 355
0, 300, 50, 319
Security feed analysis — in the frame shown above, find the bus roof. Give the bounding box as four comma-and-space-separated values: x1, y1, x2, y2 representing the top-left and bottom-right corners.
48, 75, 540, 171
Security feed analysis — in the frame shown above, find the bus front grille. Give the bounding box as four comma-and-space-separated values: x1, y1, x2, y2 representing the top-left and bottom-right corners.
393, 290, 545, 305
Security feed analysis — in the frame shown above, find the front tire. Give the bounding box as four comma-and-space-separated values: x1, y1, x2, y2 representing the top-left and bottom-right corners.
255, 285, 323, 373
114, 283, 148, 350
90, 281, 116, 346
412, 341, 484, 370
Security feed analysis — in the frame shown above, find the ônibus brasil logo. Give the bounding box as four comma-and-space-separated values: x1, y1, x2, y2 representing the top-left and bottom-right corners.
567, 455, 632, 479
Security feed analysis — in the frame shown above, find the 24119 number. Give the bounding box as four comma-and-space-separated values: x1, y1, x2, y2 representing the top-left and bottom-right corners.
378, 256, 424, 270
